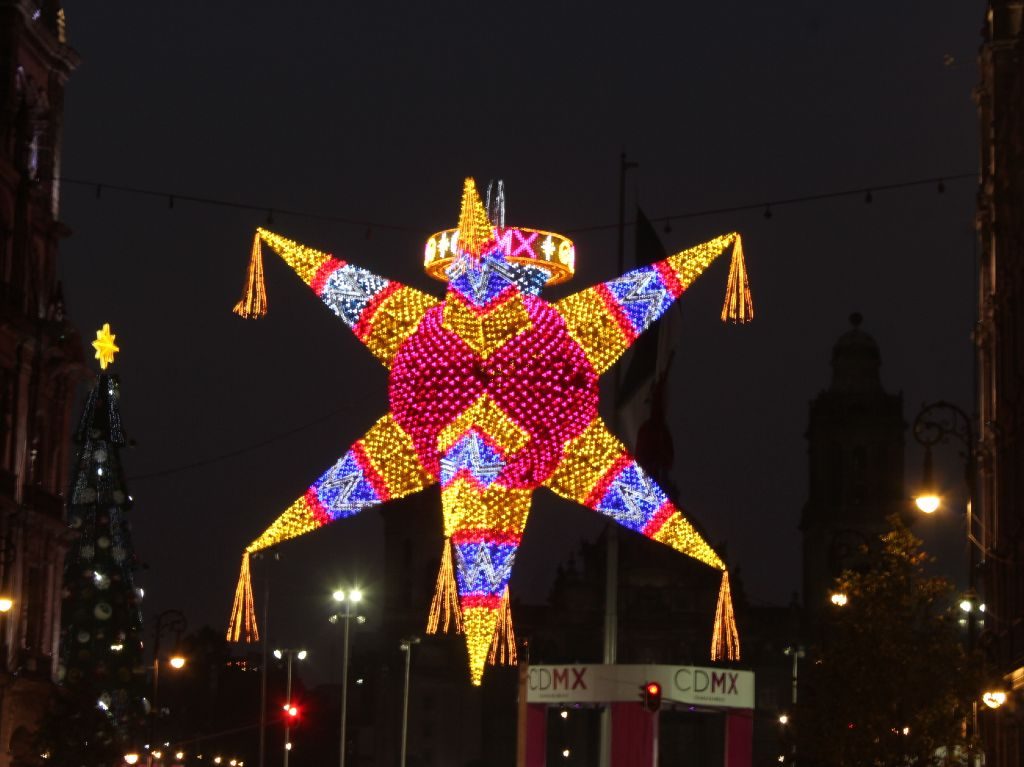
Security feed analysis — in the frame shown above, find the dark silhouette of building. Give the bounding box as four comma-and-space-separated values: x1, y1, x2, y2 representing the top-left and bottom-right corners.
801, 313, 909, 623
977, 3, 1024, 762
0, 2, 84, 765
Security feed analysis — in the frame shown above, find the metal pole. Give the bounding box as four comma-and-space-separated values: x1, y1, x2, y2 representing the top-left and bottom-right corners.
284, 653, 293, 767
340, 602, 350, 767
259, 560, 271, 767
148, 658, 159, 767
601, 149, 637, 767
400, 642, 412, 767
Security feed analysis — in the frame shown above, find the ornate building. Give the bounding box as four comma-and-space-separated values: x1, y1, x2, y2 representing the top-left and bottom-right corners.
801, 314, 908, 621
0, 1, 84, 763
977, 2, 1024, 762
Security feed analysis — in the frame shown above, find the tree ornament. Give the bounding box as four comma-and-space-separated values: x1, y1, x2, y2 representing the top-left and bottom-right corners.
91, 323, 120, 370
227, 178, 751, 684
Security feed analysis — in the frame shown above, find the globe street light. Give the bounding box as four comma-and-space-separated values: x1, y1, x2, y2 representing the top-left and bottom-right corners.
332, 588, 362, 767
274, 648, 307, 767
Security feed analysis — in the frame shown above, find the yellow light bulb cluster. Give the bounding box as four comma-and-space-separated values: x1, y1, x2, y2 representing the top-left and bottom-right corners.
711, 571, 741, 661
361, 287, 439, 366
427, 540, 464, 635
441, 293, 532, 359
441, 478, 531, 539
463, 606, 501, 685
256, 228, 333, 286
359, 414, 432, 497
487, 586, 518, 667
545, 417, 628, 503
721, 235, 754, 323
437, 394, 530, 455
233, 233, 268, 319
455, 178, 495, 258
226, 552, 259, 642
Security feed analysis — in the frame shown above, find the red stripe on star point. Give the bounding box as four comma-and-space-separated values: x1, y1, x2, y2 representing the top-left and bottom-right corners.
351, 441, 391, 502
311, 258, 346, 296
642, 499, 677, 538
654, 260, 685, 298
461, 594, 502, 610
303, 486, 332, 527
451, 529, 523, 547
354, 281, 402, 341
595, 283, 638, 343
584, 452, 633, 509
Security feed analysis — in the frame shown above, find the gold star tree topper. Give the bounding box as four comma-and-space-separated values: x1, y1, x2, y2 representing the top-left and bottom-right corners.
91, 323, 120, 370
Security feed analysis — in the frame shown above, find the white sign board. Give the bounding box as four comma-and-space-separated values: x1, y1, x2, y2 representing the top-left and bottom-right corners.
526, 664, 754, 710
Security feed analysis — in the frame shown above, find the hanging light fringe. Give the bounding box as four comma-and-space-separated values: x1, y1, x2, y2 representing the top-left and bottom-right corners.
232, 231, 268, 319
710, 570, 741, 661
427, 539, 464, 634
226, 552, 260, 643
720, 234, 754, 324
487, 586, 517, 667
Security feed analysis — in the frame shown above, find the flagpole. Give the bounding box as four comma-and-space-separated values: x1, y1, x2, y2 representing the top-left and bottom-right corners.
600, 150, 637, 767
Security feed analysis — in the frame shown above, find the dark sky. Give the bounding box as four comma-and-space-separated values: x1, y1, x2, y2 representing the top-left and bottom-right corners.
57, 1, 981, 680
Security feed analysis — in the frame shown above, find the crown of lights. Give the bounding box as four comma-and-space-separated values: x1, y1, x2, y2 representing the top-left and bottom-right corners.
424, 226, 575, 285
228, 177, 753, 685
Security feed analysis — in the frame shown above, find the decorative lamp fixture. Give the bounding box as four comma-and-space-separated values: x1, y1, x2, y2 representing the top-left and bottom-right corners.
914, 446, 941, 513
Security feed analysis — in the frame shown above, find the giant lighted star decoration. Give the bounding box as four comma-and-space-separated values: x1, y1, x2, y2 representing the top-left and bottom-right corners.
91, 323, 120, 370
227, 179, 750, 684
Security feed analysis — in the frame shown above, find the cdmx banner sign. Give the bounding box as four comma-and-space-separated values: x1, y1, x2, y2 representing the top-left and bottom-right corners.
526, 664, 755, 710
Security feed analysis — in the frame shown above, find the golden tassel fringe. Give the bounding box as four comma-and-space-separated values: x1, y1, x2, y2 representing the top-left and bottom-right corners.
487, 586, 517, 666
427, 539, 464, 634
711, 570, 740, 661
226, 552, 260, 643
720, 234, 754, 324
233, 231, 268, 319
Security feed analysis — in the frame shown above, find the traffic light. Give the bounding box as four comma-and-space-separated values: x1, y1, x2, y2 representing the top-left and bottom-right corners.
640, 682, 662, 712
283, 703, 300, 724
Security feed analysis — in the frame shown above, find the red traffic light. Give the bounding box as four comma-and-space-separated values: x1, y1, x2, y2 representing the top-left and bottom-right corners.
283, 704, 299, 719
640, 682, 662, 712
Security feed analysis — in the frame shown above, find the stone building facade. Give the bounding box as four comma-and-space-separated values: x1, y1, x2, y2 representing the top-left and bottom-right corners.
977, 2, 1024, 762
0, 1, 84, 764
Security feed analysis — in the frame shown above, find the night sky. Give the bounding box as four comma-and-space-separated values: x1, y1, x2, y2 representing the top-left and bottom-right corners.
56, 1, 981, 682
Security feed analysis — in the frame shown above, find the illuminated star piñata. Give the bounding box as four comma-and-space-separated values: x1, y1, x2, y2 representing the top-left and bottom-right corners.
227, 179, 753, 685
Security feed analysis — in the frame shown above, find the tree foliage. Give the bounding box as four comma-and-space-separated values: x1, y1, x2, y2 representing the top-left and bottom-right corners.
797, 516, 980, 766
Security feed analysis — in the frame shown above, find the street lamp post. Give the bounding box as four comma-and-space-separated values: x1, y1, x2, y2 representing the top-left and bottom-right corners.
399, 637, 420, 767
273, 648, 306, 767
150, 610, 187, 766
332, 588, 362, 767
912, 400, 984, 754
911, 401, 982, 649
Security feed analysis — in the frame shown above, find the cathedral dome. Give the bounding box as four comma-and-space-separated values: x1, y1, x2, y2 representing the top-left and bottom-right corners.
830, 312, 882, 392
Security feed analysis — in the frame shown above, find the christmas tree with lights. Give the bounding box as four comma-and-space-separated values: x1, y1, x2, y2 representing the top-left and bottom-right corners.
39, 325, 147, 766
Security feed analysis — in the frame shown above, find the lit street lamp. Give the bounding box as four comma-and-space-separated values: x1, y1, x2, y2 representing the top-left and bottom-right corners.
911, 401, 983, 650
399, 636, 420, 767
912, 400, 986, 754
150, 610, 187, 766
332, 588, 362, 767
274, 648, 307, 767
